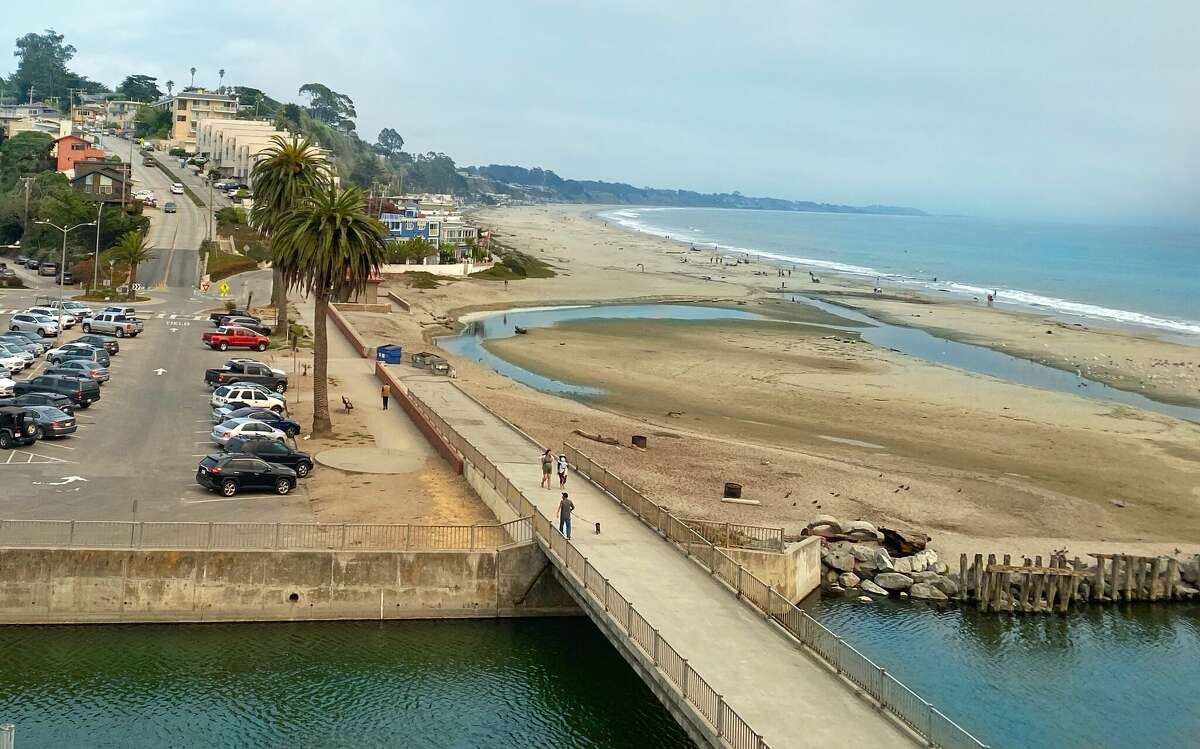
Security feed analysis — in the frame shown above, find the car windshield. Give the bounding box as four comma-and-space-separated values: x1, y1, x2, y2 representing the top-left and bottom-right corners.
219, 419, 242, 429
214, 386, 231, 397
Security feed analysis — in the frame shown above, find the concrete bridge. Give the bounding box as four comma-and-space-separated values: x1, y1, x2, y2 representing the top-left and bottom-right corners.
387, 370, 988, 749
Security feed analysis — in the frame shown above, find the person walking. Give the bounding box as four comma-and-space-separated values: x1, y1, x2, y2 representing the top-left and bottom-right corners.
381, 383, 391, 410
540, 449, 554, 488
557, 454, 569, 488
558, 492, 575, 540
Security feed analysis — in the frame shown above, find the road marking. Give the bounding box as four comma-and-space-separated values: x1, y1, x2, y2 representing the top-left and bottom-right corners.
35, 441, 74, 450
1, 449, 72, 466
32, 475, 87, 486
154, 368, 167, 375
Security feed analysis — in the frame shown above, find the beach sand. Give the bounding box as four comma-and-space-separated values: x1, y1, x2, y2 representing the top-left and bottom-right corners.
348, 204, 1200, 559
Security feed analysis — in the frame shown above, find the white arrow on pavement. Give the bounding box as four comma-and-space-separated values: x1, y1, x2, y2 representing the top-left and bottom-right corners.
154, 368, 167, 376
34, 476, 88, 486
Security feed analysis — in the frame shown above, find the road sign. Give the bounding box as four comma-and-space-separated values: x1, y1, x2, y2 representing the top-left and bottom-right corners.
218, 281, 230, 297
132, 283, 145, 292
200, 280, 210, 292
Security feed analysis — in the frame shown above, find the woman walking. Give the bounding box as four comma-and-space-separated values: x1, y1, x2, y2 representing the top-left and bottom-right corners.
557, 454, 569, 488
540, 449, 554, 488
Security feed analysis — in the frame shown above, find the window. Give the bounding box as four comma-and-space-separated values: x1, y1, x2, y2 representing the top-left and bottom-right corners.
177, 100, 187, 110
177, 115, 186, 122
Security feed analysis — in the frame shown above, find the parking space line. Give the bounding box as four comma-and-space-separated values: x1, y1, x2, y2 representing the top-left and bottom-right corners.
35, 441, 74, 450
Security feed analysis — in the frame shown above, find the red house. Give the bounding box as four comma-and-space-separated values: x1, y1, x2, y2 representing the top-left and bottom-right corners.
53, 134, 105, 173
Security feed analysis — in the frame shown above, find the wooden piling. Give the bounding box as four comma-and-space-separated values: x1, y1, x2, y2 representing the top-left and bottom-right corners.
1123, 555, 1136, 602
1166, 558, 1179, 600
1020, 560, 1034, 613
1093, 554, 1106, 602
1149, 558, 1162, 601
959, 554, 969, 602
973, 554, 984, 607
1069, 556, 1084, 606
1031, 556, 1045, 613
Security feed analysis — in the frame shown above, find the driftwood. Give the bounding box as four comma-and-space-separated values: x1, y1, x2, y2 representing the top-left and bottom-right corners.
573, 429, 621, 446
721, 497, 761, 506
880, 526, 929, 555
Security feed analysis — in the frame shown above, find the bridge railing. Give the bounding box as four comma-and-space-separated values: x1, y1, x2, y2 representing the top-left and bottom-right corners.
0, 518, 531, 552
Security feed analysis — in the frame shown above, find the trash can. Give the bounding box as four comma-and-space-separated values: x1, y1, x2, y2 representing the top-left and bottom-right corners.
375, 344, 403, 364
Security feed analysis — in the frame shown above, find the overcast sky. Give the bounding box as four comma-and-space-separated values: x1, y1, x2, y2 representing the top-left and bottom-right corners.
5, 1, 1197, 225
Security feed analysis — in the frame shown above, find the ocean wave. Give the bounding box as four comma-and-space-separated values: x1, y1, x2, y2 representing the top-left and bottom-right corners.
597, 209, 1200, 337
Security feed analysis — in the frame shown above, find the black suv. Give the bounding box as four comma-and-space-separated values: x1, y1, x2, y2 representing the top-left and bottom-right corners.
226, 437, 314, 477
14, 375, 100, 408
196, 454, 297, 496
0, 406, 40, 449
0, 392, 76, 415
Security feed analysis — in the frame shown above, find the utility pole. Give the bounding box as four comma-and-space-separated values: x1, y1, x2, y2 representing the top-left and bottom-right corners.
27, 85, 34, 106
20, 176, 34, 235
93, 202, 105, 290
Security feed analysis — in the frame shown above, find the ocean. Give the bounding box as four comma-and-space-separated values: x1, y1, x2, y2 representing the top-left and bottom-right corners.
598, 207, 1200, 339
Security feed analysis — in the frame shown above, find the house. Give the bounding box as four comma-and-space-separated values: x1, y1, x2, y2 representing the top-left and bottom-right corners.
104, 100, 145, 132
70, 160, 132, 204
381, 207, 442, 248
69, 103, 106, 125
438, 215, 479, 259
154, 89, 239, 148
53, 134, 106, 173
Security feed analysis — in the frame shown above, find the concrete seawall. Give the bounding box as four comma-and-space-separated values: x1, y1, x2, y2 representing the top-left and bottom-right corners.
0, 542, 578, 625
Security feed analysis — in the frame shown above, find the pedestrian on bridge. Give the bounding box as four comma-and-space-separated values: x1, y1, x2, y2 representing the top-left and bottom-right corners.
558, 492, 575, 540
540, 449, 553, 488
557, 454, 569, 488
381, 383, 391, 410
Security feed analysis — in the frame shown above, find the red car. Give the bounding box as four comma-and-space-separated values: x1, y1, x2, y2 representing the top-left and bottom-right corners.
202, 326, 270, 352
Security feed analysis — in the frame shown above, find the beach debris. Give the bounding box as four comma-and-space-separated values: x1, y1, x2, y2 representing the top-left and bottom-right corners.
666, 410, 685, 418
1110, 499, 1127, 508
720, 497, 760, 506
572, 429, 621, 447
881, 526, 930, 555
631, 435, 648, 449
723, 482, 743, 499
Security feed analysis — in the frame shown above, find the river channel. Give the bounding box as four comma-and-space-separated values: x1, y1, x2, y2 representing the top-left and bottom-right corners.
0, 619, 693, 749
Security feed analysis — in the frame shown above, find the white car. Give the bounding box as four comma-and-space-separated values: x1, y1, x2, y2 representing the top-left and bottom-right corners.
0, 351, 25, 371
26, 307, 76, 329
8, 313, 59, 337
210, 417, 287, 447
209, 385, 287, 413
170, 183, 185, 195
0, 376, 14, 397
0, 344, 33, 369
50, 300, 94, 319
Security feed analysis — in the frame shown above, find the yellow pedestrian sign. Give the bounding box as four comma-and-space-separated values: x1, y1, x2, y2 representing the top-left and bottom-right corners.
218, 281, 230, 297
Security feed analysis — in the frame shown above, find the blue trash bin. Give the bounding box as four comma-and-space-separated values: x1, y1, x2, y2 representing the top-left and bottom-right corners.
376, 344, 403, 364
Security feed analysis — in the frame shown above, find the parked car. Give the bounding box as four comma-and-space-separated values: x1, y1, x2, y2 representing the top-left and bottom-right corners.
0, 344, 34, 369
20, 405, 76, 438
226, 436, 313, 477
210, 406, 300, 435
46, 300, 93, 318
5, 330, 52, 351
218, 315, 271, 335
210, 385, 286, 413
0, 349, 27, 372
25, 258, 40, 270
48, 344, 110, 367
46, 360, 110, 384
202, 326, 270, 352
209, 308, 255, 325
163, 202, 177, 214
204, 359, 288, 391
74, 334, 119, 355
37, 262, 57, 277
8, 313, 59, 337
0, 335, 44, 356
0, 376, 14, 398
26, 307, 75, 328
0, 392, 76, 415
14, 374, 100, 408
171, 183, 185, 194
195, 454, 297, 496
210, 417, 287, 447
0, 406, 40, 449
83, 311, 141, 337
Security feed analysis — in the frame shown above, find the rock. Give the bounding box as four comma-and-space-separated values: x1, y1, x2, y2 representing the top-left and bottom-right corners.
899, 592, 909, 598
1180, 557, 1200, 585
849, 544, 877, 562
874, 572, 914, 591
824, 569, 841, 586
910, 549, 936, 573
830, 585, 845, 593
910, 570, 940, 583
843, 520, 882, 542
860, 579, 888, 596
922, 549, 939, 566
874, 548, 895, 572
838, 572, 861, 588
909, 582, 950, 601
806, 515, 843, 538
825, 550, 856, 573
931, 561, 950, 575
930, 575, 959, 598
881, 526, 929, 555
893, 556, 913, 574
1177, 584, 1200, 597
856, 596, 873, 603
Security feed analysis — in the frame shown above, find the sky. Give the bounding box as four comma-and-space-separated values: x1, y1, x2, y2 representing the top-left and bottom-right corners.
4, 1, 1197, 225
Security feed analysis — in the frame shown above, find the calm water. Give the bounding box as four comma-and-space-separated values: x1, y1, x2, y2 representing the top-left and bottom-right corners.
600, 208, 1200, 338
0, 619, 694, 749
811, 597, 1200, 749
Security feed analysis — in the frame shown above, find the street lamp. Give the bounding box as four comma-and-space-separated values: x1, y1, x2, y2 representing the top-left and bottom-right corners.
34, 219, 96, 318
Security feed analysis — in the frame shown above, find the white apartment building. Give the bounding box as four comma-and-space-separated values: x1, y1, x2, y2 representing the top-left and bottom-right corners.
196, 119, 332, 181
154, 89, 239, 148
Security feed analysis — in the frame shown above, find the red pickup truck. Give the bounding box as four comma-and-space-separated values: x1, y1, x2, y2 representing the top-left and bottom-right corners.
202, 326, 270, 352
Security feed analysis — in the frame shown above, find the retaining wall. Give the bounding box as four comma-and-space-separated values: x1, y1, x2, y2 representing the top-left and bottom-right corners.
0, 543, 577, 625
327, 302, 369, 357
724, 536, 821, 601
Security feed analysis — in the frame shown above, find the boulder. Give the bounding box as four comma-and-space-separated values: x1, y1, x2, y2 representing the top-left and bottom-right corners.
856, 596, 873, 603
806, 515, 843, 538
909, 582, 949, 601
849, 544, 877, 562
825, 550, 856, 573
1177, 584, 1200, 597
843, 520, 882, 542
874, 548, 895, 572
893, 556, 913, 574
930, 575, 959, 598
838, 572, 861, 588
881, 526, 929, 555
931, 561, 950, 575
824, 569, 841, 587
909, 550, 935, 573
829, 585, 845, 593
1181, 557, 1200, 585
860, 579, 888, 596
874, 572, 914, 591
910, 570, 940, 583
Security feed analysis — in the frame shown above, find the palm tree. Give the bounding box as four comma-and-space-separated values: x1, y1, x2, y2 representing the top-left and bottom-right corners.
166, 80, 174, 97
273, 185, 387, 436
189, 67, 196, 88
249, 135, 331, 336
110, 231, 155, 300
218, 68, 225, 92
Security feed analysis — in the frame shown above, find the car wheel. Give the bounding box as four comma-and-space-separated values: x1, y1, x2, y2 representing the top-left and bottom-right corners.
36, 328, 45, 336
30, 425, 43, 440
221, 479, 238, 497
255, 342, 267, 352
82, 323, 91, 333
287, 425, 299, 437
0, 431, 11, 449
275, 478, 292, 495
274, 382, 286, 393
296, 462, 311, 478
271, 405, 283, 414
218, 342, 229, 351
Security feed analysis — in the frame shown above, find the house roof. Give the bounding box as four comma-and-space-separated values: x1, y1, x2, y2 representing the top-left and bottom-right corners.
70, 164, 130, 182
54, 134, 92, 144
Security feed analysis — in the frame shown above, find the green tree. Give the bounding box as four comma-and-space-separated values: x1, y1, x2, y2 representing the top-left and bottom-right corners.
272, 184, 387, 435
109, 230, 154, 300
0, 131, 53, 190
11, 30, 75, 108
21, 171, 146, 258
165, 80, 174, 96
374, 128, 404, 159
116, 74, 161, 102
249, 134, 331, 336
298, 83, 356, 130
133, 104, 171, 139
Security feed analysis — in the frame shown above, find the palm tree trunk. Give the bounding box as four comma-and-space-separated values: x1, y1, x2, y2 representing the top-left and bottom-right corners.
128, 264, 137, 300
311, 292, 333, 437
272, 267, 288, 335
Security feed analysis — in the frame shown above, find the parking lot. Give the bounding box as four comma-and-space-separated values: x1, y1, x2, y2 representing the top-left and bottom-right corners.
0, 274, 315, 524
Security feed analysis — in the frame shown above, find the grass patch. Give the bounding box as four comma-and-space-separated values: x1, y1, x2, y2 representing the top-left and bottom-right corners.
470, 249, 556, 280
206, 249, 259, 282
401, 272, 442, 289
73, 292, 151, 302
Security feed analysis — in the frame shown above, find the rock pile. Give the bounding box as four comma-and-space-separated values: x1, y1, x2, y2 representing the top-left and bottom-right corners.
810, 517, 958, 601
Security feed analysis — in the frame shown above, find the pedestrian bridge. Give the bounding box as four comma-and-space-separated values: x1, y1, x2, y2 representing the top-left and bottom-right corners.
392, 372, 988, 749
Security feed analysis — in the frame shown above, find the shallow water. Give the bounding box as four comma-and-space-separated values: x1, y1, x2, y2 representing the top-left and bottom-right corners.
809, 596, 1200, 749
0, 619, 694, 749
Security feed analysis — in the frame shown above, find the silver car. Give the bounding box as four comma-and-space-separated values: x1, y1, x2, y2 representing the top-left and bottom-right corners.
0, 343, 34, 369
0, 336, 43, 357
210, 417, 286, 447
48, 358, 110, 384
8, 313, 60, 337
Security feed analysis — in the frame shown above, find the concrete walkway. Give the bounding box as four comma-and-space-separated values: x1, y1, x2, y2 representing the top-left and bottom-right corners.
398, 375, 918, 748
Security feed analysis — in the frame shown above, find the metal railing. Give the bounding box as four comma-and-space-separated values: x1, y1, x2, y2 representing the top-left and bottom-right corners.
0, 518, 532, 552
677, 519, 785, 553
402, 384, 988, 749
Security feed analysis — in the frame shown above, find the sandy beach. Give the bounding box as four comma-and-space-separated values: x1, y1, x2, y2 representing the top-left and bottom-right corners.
348, 204, 1200, 560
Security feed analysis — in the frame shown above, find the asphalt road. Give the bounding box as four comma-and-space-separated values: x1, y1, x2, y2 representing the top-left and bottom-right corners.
97, 135, 209, 290
1, 268, 305, 525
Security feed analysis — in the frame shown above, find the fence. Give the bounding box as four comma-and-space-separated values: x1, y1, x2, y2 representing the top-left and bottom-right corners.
672, 519, 783, 553
0, 518, 531, 552
562, 443, 989, 749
